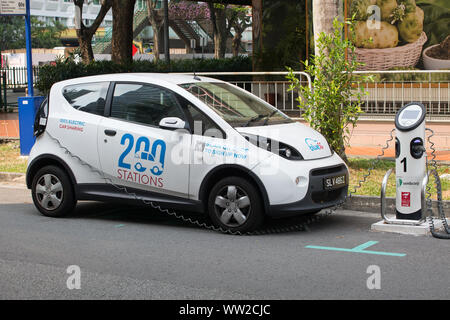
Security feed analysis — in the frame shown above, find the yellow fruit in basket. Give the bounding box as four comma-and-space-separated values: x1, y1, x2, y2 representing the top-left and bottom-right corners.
377, 0, 398, 21
354, 21, 399, 49
398, 6, 424, 43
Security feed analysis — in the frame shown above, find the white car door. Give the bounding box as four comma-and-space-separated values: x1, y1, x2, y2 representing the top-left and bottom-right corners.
97, 82, 192, 198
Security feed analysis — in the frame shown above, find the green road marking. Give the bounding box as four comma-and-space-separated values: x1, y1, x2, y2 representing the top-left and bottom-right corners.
305, 241, 406, 257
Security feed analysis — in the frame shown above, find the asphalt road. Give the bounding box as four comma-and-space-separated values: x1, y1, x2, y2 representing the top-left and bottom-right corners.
0, 184, 449, 300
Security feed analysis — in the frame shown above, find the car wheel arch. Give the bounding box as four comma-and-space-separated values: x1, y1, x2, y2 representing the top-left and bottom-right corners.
198, 164, 270, 215
26, 154, 77, 192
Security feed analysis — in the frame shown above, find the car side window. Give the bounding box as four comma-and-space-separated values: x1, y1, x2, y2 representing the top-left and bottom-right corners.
110, 83, 186, 127
62, 82, 109, 116
177, 95, 224, 138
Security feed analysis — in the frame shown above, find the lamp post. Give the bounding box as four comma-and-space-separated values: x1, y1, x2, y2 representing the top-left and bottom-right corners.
24, 0, 33, 96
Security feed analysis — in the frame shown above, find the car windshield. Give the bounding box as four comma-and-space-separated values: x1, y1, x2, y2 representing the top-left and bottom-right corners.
179, 82, 293, 127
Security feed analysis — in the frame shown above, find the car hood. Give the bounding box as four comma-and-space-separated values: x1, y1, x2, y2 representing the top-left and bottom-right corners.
235, 122, 333, 160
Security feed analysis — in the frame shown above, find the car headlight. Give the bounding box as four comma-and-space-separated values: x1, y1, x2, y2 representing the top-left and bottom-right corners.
241, 133, 303, 160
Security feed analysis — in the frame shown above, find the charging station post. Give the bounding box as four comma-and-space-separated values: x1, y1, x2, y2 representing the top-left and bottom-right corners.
394, 102, 427, 220
0, 0, 45, 155
374, 102, 449, 238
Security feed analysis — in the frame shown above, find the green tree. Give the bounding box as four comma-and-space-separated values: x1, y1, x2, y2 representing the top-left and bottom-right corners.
0, 16, 25, 50
74, 0, 112, 64
0, 16, 65, 50
208, 2, 228, 59
287, 18, 374, 162
227, 5, 251, 57
30, 18, 66, 49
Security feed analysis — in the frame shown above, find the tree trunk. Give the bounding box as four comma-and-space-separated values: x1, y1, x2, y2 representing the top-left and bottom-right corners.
232, 32, 242, 57
208, 3, 227, 59
77, 31, 94, 64
111, 0, 136, 65
74, 0, 112, 64
312, 0, 340, 56
146, 0, 162, 62
151, 24, 161, 61
251, 0, 262, 70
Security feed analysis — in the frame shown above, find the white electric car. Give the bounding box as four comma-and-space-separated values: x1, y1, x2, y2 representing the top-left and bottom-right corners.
27, 73, 348, 232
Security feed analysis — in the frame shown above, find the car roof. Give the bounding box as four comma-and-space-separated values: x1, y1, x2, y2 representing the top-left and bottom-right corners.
55, 73, 224, 87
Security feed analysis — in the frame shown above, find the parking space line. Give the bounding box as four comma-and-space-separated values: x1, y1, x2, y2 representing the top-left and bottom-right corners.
305, 241, 406, 257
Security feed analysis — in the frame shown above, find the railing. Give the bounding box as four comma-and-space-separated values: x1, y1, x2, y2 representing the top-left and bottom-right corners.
177, 71, 312, 118
354, 70, 450, 120
181, 70, 450, 119
2, 68, 449, 119
0, 66, 41, 90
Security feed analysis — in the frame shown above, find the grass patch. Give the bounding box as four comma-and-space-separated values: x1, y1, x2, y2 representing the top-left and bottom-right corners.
0, 141, 27, 173
348, 158, 450, 200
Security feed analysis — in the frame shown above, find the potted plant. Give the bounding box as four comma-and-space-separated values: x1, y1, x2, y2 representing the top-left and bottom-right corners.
422, 35, 450, 69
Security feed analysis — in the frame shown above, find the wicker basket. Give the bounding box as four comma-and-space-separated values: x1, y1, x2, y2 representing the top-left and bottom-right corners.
354, 32, 427, 71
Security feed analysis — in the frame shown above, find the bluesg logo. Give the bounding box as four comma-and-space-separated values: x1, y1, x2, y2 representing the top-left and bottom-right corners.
305, 138, 324, 151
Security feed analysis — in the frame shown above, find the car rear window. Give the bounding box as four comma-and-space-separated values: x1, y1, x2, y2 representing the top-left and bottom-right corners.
62, 82, 109, 116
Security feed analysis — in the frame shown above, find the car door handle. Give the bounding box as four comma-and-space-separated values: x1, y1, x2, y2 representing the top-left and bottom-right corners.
104, 129, 117, 136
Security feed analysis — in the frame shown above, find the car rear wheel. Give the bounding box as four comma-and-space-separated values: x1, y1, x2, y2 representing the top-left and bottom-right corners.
208, 176, 264, 233
31, 165, 76, 217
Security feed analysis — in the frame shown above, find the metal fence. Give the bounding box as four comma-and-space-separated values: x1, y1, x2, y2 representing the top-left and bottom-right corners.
355, 70, 450, 120
1, 68, 449, 119
178, 72, 312, 119
189, 71, 450, 119
0, 66, 41, 90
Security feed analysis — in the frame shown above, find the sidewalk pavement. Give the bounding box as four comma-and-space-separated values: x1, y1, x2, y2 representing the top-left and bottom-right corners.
344, 120, 450, 162
1, 113, 449, 161
0, 112, 19, 139
346, 146, 450, 162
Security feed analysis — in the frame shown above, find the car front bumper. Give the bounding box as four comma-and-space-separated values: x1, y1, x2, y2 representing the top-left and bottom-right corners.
267, 163, 348, 218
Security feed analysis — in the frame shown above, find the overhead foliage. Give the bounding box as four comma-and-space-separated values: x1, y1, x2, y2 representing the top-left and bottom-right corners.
0, 16, 65, 50
168, 1, 211, 20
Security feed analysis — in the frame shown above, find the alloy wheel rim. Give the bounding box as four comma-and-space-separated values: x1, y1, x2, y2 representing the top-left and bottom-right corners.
35, 174, 63, 211
214, 185, 251, 227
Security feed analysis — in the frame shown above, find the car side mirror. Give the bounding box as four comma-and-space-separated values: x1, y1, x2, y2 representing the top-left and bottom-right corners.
159, 117, 186, 130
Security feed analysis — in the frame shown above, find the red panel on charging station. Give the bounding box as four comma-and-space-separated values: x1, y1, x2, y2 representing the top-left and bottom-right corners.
401, 192, 411, 207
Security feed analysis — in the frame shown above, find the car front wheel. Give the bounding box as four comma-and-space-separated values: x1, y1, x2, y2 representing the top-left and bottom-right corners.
208, 176, 264, 233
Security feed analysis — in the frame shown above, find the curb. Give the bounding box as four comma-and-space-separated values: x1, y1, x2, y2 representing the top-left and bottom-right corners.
344, 195, 450, 217
0, 172, 26, 183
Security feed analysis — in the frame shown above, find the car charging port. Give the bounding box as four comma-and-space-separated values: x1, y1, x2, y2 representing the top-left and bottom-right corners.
410, 137, 425, 159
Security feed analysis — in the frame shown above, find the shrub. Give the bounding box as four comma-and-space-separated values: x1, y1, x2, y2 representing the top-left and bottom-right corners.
36, 56, 252, 94
287, 18, 374, 162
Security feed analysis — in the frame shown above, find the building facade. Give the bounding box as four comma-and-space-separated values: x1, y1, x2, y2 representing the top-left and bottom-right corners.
29, 0, 112, 28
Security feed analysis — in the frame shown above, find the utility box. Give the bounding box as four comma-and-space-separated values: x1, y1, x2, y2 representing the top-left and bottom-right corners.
18, 96, 45, 156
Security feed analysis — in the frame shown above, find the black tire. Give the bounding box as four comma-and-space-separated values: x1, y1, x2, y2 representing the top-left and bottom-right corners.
207, 176, 264, 233
31, 165, 76, 217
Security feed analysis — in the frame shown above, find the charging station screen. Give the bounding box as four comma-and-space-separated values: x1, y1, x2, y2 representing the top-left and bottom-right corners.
402, 110, 420, 120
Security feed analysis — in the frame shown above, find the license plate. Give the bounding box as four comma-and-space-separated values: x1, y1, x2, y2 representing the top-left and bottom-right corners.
323, 174, 347, 190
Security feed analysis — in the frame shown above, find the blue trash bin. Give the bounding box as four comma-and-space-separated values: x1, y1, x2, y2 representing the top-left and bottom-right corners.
18, 96, 45, 156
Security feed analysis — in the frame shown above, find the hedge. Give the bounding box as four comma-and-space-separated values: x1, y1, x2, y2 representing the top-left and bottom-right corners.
36, 56, 252, 94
